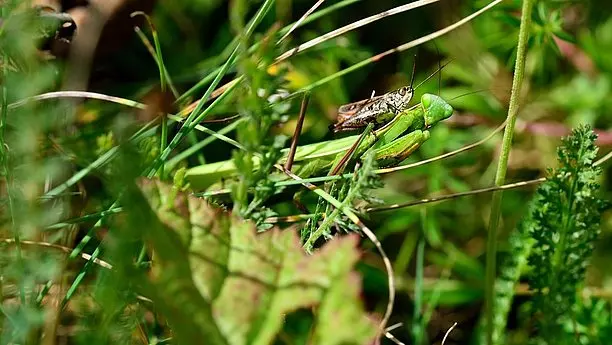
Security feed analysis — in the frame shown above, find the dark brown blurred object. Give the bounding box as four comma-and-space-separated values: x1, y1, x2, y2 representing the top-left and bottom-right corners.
27, 1, 158, 89
33, 0, 157, 57
45, 0, 158, 90
67, 0, 157, 58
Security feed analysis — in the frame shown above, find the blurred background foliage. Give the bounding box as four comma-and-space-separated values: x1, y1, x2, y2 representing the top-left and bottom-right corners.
1, 0, 612, 344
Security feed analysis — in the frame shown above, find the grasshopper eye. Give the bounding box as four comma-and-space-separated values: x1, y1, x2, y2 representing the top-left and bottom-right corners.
399, 86, 412, 96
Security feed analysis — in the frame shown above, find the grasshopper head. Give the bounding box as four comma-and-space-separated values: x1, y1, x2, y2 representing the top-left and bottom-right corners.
422, 93, 453, 127
398, 86, 414, 105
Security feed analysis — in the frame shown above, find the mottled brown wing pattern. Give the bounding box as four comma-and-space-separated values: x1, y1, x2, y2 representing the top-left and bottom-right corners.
331, 107, 388, 132
337, 95, 384, 121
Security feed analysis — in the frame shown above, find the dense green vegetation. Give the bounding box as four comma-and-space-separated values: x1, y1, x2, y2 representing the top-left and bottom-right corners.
1, 1, 611, 344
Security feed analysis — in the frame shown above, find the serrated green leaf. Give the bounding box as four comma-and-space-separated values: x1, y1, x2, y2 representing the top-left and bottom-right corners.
138, 178, 378, 345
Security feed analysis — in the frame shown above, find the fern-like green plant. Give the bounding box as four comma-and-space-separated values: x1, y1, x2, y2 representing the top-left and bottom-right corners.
526, 125, 608, 343
476, 125, 608, 345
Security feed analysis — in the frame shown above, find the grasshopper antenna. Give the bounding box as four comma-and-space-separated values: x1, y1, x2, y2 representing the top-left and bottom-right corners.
433, 41, 442, 96
413, 58, 454, 91
409, 54, 417, 91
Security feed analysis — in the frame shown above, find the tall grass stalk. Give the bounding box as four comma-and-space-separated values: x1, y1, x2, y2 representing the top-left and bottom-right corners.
412, 209, 427, 344
484, 0, 536, 344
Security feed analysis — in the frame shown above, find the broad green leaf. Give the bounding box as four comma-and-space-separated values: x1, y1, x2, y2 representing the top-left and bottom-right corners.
138, 178, 378, 345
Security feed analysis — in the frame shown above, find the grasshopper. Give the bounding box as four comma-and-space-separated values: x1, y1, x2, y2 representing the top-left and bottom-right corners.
331, 85, 414, 132
185, 93, 453, 191
331, 60, 418, 133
